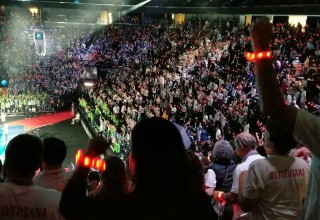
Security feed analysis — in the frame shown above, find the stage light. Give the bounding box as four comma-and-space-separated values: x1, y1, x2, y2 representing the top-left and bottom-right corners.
1, 80, 8, 87
34, 32, 44, 40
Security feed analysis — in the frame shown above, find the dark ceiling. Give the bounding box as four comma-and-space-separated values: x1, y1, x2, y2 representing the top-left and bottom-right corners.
2, 0, 320, 15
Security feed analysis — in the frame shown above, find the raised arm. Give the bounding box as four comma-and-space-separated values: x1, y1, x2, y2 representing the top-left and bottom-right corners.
251, 18, 298, 134
251, 18, 320, 158
59, 137, 110, 220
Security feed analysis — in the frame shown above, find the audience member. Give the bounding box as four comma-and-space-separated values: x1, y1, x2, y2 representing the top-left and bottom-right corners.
33, 137, 73, 192
0, 134, 64, 220
60, 118, 217, 220
186, 150, 206, 192
214, 132, 264, 219
251, 17, 320, 220
205, 139, 236, 197
127, 117, 217, 220
59, 136, 128, 220
205, 139, 236, 220
93, 155, 129, 196
239, 118, 309, 219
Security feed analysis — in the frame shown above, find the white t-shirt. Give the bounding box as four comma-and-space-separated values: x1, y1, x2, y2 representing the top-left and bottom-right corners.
243, 155, 309, 220
33, 168, 74, 193
231, 153, 264, 219
0, 182, 64, 220
204, 169, 217, 188
231, 154, 264, 194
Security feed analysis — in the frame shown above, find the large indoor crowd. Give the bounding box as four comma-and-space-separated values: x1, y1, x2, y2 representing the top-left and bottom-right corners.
0, 9, 320, 220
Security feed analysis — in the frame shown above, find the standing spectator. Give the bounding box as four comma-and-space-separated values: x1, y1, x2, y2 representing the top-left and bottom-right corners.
251, 17, 320, 220
34, 137, 73, 193
205, 140, 236, 220
214, 132, 264, 219
239, 118, 309, 219
0, 134, 63, 220
61, 118, 218, 220
127, 117, 217, 220
205, 140, 236, 197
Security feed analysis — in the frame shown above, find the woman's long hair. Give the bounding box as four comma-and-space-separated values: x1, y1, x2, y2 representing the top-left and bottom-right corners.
131, 117, 189, 193
100, 156, 129, 195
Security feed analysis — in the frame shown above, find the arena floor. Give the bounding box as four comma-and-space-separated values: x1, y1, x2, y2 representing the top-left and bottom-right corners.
0, 115, 90, 169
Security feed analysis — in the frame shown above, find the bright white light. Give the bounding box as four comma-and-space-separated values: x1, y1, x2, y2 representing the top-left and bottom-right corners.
84, 82, 94, 87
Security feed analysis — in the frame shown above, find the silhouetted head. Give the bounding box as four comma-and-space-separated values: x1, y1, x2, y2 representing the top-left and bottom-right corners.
265, 118, 297, 155
130, 117, 187, 191
4, 134, 43, 177
42, 137, 67, 167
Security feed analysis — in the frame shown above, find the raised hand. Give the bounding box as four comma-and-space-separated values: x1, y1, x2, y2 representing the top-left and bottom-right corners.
250, 17, 273, 51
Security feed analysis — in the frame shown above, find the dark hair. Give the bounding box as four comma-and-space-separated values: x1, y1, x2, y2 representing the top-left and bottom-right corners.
100, 156, 128, 194
42, 137, 67, 166
4, 134, 43, 176
186, 151, 204, 192
131, 117, 188, 191
266, 118, 297, 155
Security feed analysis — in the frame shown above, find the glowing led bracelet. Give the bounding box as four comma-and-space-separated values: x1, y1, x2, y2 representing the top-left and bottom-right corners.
245, 51, 272, 61
217, 191, 226, 206
75, 149, 107, 172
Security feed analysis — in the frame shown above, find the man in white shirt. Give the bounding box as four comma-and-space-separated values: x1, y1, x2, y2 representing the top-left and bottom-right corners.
34, 137, 73, 193
0, 134, 64, 220
214, 132, 264, 219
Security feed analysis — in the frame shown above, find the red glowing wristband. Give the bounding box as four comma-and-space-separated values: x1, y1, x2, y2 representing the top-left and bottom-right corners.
218, 192, 223, 200
245, 51, 272, 61
75, 149, 107, 172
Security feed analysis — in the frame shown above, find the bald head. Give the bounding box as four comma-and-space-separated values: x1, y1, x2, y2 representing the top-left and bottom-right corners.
235, 132, 257, 150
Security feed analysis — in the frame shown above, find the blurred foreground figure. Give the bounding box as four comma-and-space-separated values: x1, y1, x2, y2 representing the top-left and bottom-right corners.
0, 134, 64, 220
60, 118, 217, 220
34, 137, 73, 192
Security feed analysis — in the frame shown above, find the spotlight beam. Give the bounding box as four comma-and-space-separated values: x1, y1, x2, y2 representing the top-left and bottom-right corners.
121, 0, 151, 16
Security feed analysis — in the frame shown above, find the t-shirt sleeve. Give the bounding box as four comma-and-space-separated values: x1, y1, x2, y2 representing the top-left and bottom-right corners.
205, 169, 217, 188
243, 162, 262, 199
294, 109, 320, 159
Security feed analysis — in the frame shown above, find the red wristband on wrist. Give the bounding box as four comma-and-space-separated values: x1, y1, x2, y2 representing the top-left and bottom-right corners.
75, 149, 107, 171
245, 51, 272, 61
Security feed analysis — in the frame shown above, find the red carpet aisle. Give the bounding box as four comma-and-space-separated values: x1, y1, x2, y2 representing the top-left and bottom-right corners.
6, 111, 75, 130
